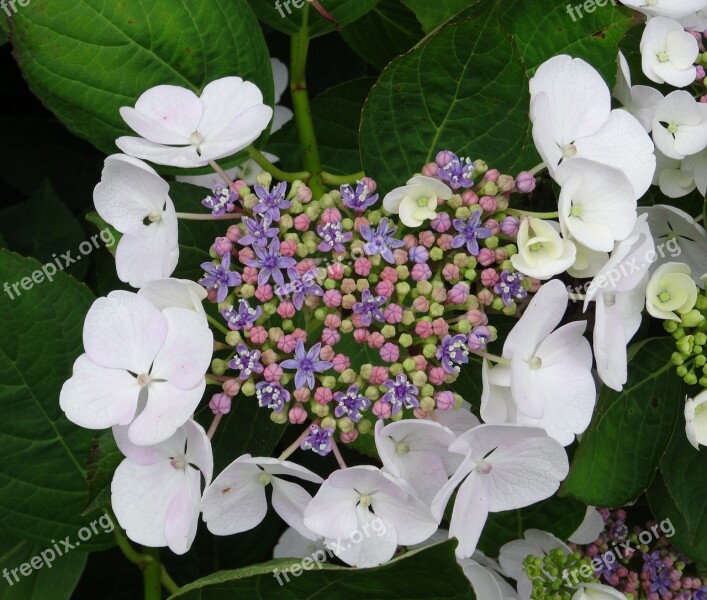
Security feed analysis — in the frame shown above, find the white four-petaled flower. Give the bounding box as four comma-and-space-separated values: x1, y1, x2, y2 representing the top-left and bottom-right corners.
382, 175, 453, 228
640, 17, 699, 88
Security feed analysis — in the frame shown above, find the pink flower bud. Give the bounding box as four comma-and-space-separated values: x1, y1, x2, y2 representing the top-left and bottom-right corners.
466, 309, 488, 326
231, 179, 247, 191
367, 332, 385, 349
206, 289, 218, 303
332, 354, 351, 373
222, 379, 241, 396
324, 313, 341, 329
431, 286, 447, 303
261, 349, 278, 365
297, 185, 313, 203
418, 230, 436, 248
462, 190, 478, 206
403, 234, 417, 249
442, 263, 460, 283
422, 162, 438, 177
255, 285, 273, 302
314, 387, 333, 405
435, 391, 455, 410
500, 216, 520, 236
380, 266, 398, 284
370, 366, 389, 385
384, 303, 403, 324
263, 363, 283, 382
238, 247, 255, 263
478, 288, 494, 305
340, 429, 359, 444
280, 239, 297, 257
428, 367, 447, 386
297, 259, 316, 274
321, 327, 341, 346
277, 334, 297, 353
376, 280, 395, 298
321, 208, 342, 224
212, 236, 233, 256
209, 393, 232, 415
320, 344, 336, 361
351, 313, 365, 329
411, 263, 432, 281
294, 214, 311, 231
355, 257, 372, 276
241, 266, 258, 285
341, 278, 357, 294
372, 400, 392, 419
413, 296, 431, 313
289, 405, 307, 424
529, 278, 542, 292
477, 248, 496, 266
415, 321, 434, 338
431, 213, 452, 232
432, 318, 448, 337
479, 195, 497, 212
380, 342, 399, 363
448, 283, 469, 305
413, 355, 428, 371
226, 224, 243, 243
485, 218, 500, 235
481, 268, 500, 287
277, 300, 296, 319
323, 289, 342, 308
327, 262, 345, 280
292, 328, 307, 341
515, 171, 536, 193
437, 234, 454, 251
393, 249, 409, 265
294, 388, 310, 403
494, 248, 508, 262
484, 169, 500, 183
436, 150, 456, 167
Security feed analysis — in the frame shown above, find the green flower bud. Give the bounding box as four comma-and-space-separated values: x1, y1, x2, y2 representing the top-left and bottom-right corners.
464, 268, 477, 282
365, 386, 380, 401
342, 217, 354, 231
396, 281, 411, 299
455, 206, 471, 220
241, 380, 256, 396
423, 343, 437, 358
455, 320, 472, 334
421, 384, 435, 397
321, 416, 337, 430
271, 410, 288, 424
430, 302, 445, 317
305, 204, 321, 221
420, 396, 435, 412
321, 376, 337, 389
242, 194, 258, 210
677, 335, 694, 355
338, 416, 355, 433
502, 302, 517, 316
696, 354, 707, 367
358, 419, 372, 434
492, 297, 505, 311
402, 310, 415, 326
664, 319, 679, 333
417, 280, 433, 295
360, 364, 373, 380
312, 402, 330, 418
240, 284, 255, 298
339, 368, 357, 384
380, 324, 395, 339
263, 301, 277, 315
282, 319, 294, 332
481, 181, 498, 196
684, 371, 698, 385
403, 357, 416, 371
672, 327, 686, 340
396, 265, 410, 280
410, 371, 427, 387
340, 319, 353, 333
682, 309, 706, 328
677, 365, 688, 377
225, 331, 242, 346
429, 247, 444, 262
671, 352, 686, 366
279, 214, 294, 232
320, 193, 335, 209
696, 332, 707, 346
447, 194, 463, 210
389, 362, 404, 376
238, 185, 251, 199
211, 358, 227, 376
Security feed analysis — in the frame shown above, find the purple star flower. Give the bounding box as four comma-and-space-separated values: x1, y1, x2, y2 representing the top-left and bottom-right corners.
436, 152, 475, 190
222, 299, 262, 330
451, 213, 492, 256
199, 253, 242, 303
239, 215, 279, 248
301, 424, 334, 456
228, 344, 264, 380
436, 334, 470, 374
253, 181, 291, 221
381, 374, 419, 415
278, 267, 324, 310
256, 381, 290, 413
317, 221, 352, 253
202, 185, 238, 216
468, 325, 491, 350
245, 238, 296, 288
280, 340, 333, 390
493, 270, 527, 306
333, 385, 370, 422
352, 289, 386, 327
340, 179, 379, 211
360, 217, 405, 264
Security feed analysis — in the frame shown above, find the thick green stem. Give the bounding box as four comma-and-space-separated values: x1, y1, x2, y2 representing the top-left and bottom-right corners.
246, 145, 311, 182
321, 170, 365, 186
142, 547, 163, 600
506, 208, 559, 219
290, 4, 324, 199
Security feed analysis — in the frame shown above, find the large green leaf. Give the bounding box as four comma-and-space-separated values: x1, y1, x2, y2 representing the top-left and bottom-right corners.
0, 536, 87, 600
360, 2, 530, 193
340, 0, 424, 70
11, 0, 273, 162
168, 540, 475, 599
269, 78, 375, 176
401, 0, 474, 33
247, 0, 378, 38
0, 251, 112, 550
561, 338, 683, 507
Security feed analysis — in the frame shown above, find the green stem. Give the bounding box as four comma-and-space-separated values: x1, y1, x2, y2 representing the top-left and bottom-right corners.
470, 349, 512, 366
207, 314, 230, 336
142, 547, 163, 600
246, 145, 311, 182
506, 208, 559, 219
161, 567, 180, 595
321, 170, 365, 186
528, 161, 547, 176
209, 159, 234, 187
290, 4, 324, 199
175, 212, 241, 221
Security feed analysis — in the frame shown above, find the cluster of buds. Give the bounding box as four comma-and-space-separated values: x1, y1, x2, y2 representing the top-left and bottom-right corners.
198, 151, 540, 455
691, 30, 707, 103
667, 289, 707, 388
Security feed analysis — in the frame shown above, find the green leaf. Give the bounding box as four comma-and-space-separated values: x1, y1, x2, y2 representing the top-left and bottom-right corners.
83, 431, 123, 515
11, 0, 273, 160
0, 535, 87, 600
561, 338, 683, 507
246, 0, 378, 39
84, 213, 120, 257
477, 497, 588, 556
401, 0, 474, 33
0, 250, 112, 550
168, 540, 475, 599
360, 2, 530, 193
269, 78, 375, 176
340, 0, 424, 70
0, 181, 89, 280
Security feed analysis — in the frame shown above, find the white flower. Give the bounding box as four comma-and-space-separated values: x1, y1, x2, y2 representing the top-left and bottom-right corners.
680, 8, 707, 30
137, 278, 207, 317
303, 465, 438, 567
111, 419, 212, 554
573, 584, 629, 600
177, 59, 292, 187
459, 557, 519, 600
621, 0, 707, 20
59, 291, 213, 445
273, 527, 326, 559
683, 147, 707, 195
201, 455, 322, 539
567, 241, 609, 279
481, 280, 595, 446
646, 262, 699, 321
614, 51, 664, 132
583, 217, 654, 390
382, 175, 453, 227
374, 419, 459, 503
568, 507, 605, 545
433, 404, 482, 437
653, 149, 698, 198
640, 17, 699, 87
116, 77, 273, 168
93, 155, 179, 288
685, 390, 707, 449
431, 424, 568, 559
530, 55, 655, 200
510, 218, 576, 280
652, 91, 707, 160
556, 158, 637, 252
641, 204, 707, 286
